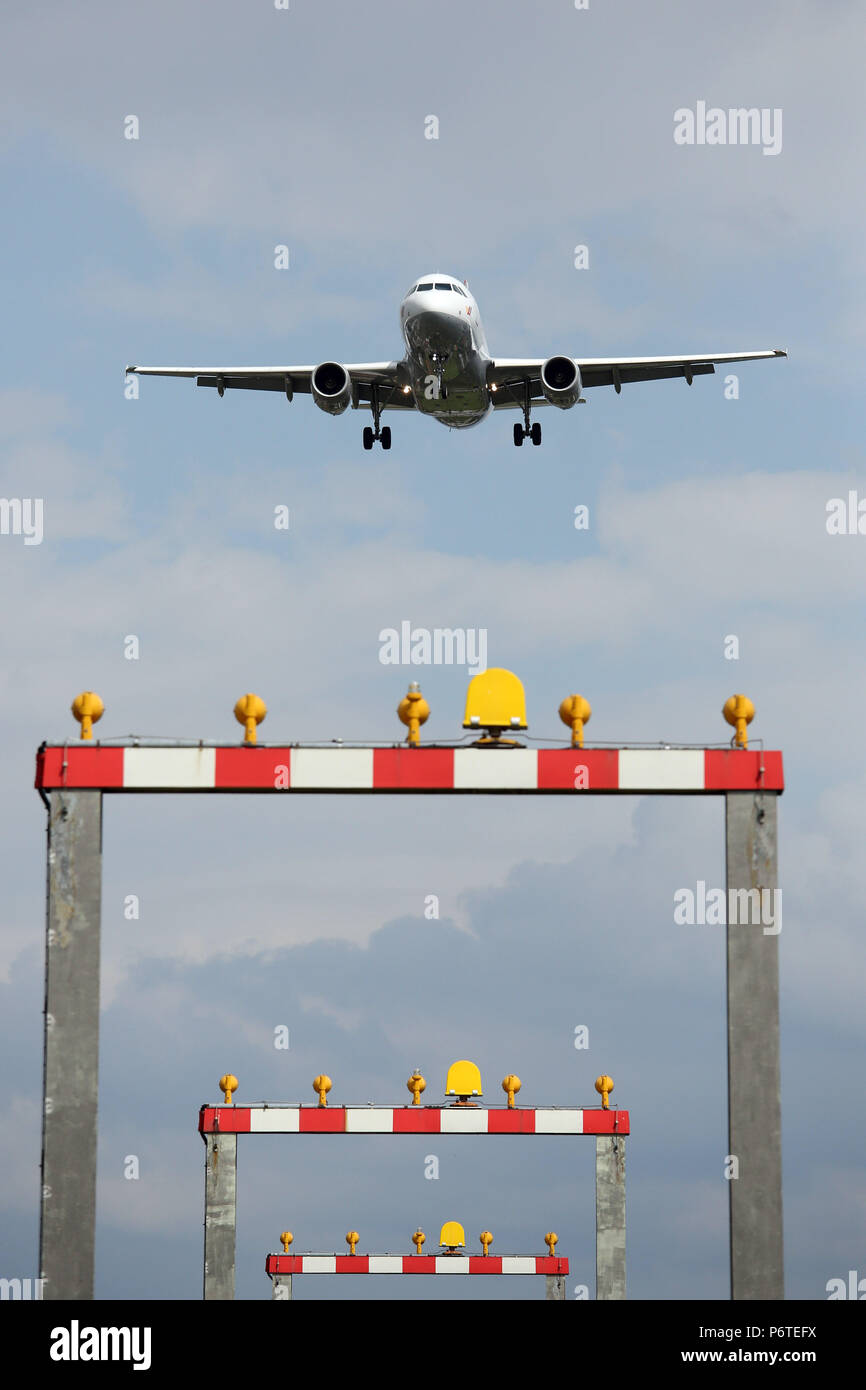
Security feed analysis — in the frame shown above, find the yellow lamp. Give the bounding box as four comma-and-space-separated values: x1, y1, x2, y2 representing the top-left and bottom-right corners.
412, 1229, 426, 1255
545, 1232, 558, 1257
234, 692, 267, 744
313, 1074, 332, 1107
71, 691, 104, 741
346, 1231, 359, 1256
445, 1060, 483, 1103
397, 682, 430, 747
595, 1074, 614, 1110
479, 1230, 493, 1256
462, 668, 527, 739
559, 694, 591, 748
219, 1074, 238, 1104
439, 1221, 465, 1250
280, 1232, 293, 1253
723, 694, 755, 749
501, 1074, 521, 1108
407, 1070, 426, 1105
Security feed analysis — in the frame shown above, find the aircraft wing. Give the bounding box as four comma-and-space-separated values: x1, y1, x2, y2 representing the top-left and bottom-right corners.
488, 349, 786, 405
125, 361, 415, 408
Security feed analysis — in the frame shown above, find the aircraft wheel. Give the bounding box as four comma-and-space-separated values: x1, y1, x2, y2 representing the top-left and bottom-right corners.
530, 422, 542, 446
363, 426, 374, 450
381, 426, 392, 450
513, 423, 524, 447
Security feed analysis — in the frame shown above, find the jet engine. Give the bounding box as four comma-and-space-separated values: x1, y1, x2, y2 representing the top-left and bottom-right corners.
540, 356, 582, 408
311, 362, 352, 415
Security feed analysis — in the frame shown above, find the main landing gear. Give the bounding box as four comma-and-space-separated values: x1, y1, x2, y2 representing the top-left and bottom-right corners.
513, 421, 541, 447
362, 384, 392, 450
512, 381, 541, 446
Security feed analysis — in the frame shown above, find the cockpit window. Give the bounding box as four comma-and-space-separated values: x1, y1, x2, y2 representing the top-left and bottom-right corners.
434, 282, 452, 290
416, 282, 433, 291
453, 284, 466, 296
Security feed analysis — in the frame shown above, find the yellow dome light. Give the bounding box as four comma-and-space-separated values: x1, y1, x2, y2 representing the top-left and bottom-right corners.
397, 682, 430, 747
280, 1231, 293, 1253
346, 1231, 360, 1256
313, 1074, 332, 1107
501, 1074, 521, 1108
411, 1228, 426, 1254
445, 1059, 483, 1104
439, 1220, 465, 1250
595, 1074, 614, 1110
234, 692, 267, 744
545, 1232, 558, 1257
462, 668, 527, 741
723, 694, 755, 749
219, 1074, 238, 1104
479, 1230, 494, 1256
559, 694, 592, 748
406, 1070, 426, 1105
71, 691, 104, 741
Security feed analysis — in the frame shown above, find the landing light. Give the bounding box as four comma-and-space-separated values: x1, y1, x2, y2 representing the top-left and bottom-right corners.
402, 385, 411, 394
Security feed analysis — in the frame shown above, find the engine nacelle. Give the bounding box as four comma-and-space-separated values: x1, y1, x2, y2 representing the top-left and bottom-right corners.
540, 356, 582, 408
311, 361, 352, 415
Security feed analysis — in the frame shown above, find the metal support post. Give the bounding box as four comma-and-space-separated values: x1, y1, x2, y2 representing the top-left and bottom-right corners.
545, 1274, 566, 1301
39, 790, 103, 1301
271, 1273, 292, 1300
725, 791, 783, 1299
203, 1133, 237, 1299
595, 1134, 626, 1299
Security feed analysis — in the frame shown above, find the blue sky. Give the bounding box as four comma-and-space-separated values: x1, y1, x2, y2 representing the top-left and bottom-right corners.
1, 0, 864, 1301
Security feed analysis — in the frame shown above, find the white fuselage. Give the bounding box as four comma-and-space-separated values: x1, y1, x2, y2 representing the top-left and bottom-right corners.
399, 274, 492, 428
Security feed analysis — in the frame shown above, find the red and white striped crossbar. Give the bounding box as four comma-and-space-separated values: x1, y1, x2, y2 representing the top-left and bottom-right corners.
199, 1105, 629, 1134
265, 1254, 569, 1275
36, 745, 782, 793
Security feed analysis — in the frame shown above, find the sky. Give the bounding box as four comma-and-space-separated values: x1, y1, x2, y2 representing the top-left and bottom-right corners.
1, 0, 864, 1302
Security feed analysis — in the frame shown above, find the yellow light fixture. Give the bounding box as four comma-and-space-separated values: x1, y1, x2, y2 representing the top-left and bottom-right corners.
445, 1059, 483, 1104
313, 1074, 332, 1107
397, 681, 430, 747
501, 1074, 521, 1108
545, 1232, 558, 1257
723, 694, 755, 749
479, 1230, 493, 1256
280, 1231, 293, 1253
559, 694, 592, 748
219, 1074, 238, 1104
412, 1228, 426, 1255
71, 691, 104, 740
234, 692, 267, 744
439, 1220, 465, 1250
462, 668, 527, 741
346, 1231, 359, 1256
407, 1070, 426, 1105
595, 1074, 614, 1110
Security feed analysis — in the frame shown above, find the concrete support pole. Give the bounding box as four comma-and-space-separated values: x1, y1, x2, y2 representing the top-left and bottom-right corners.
595, 1134, 626, 1299
726, 792, 784, 1300
271, 1273, 292, 1300
39, 790, 103, 1301
203, 1133, 237, 1299
545, 1274, 566, 1301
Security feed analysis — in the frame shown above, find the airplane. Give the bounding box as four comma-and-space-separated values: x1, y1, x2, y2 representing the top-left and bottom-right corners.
126, 273, 786, 450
